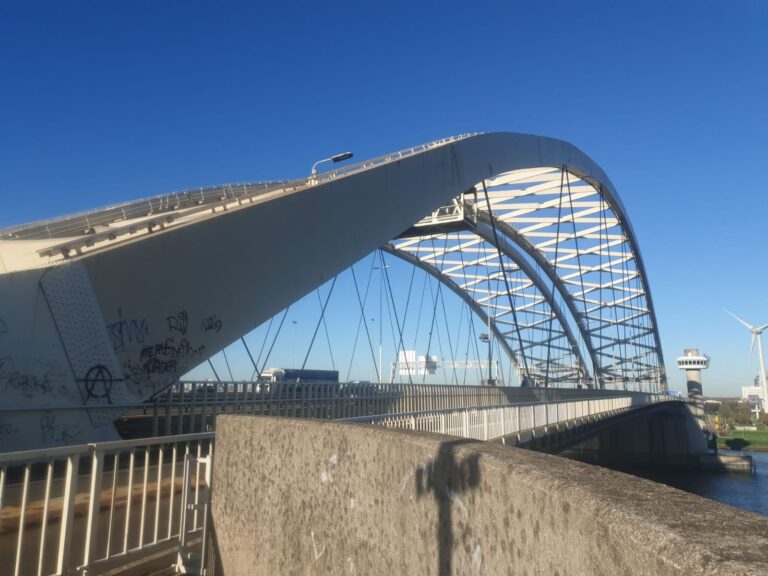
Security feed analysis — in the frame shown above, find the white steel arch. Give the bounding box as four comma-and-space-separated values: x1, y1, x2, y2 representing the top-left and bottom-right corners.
391, 164, 665, 390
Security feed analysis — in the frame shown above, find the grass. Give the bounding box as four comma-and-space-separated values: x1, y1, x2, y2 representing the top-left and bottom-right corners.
717, 429, 768, 451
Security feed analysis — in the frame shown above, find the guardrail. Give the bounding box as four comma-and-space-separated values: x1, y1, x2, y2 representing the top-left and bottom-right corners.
343, 394, 672, 441
132, 381, 653, 437
0, 432, 213, 576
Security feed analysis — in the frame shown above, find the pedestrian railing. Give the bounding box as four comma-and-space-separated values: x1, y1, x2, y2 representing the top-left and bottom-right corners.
0, 432, 213, 576
137, 381, 654, 437
343, 394, 673, 441
0, 391, 674, 575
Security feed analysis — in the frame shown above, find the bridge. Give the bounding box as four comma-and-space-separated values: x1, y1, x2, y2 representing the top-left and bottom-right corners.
1, 133, 765, 574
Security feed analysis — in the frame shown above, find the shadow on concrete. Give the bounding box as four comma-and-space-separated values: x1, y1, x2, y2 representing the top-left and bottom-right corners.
415, 439, 481, 576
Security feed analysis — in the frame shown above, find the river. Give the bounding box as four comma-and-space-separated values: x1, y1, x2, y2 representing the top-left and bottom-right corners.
623, 450, 768, 516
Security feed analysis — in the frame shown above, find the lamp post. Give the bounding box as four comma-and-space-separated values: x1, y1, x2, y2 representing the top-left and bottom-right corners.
311, 151, 354, 177
479, 332, 493, 386
373, 262, 390, 384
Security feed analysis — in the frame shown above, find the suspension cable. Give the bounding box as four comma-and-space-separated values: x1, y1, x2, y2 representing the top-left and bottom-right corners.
411, 267, 429, 351
347, 261, 379, 382
422, 237, 443, 383
381, 252, 413, 384
544, 168, 567, 388
250, 316, 274, 380
299, 276, 338, 377
565, 170, 593, 386
222, 348, 235, 381
315, 288, 336, 371
480, 180, 530, 379
258, 307, 290, 377
208, 358, 222, 382
241, 337, 260, 382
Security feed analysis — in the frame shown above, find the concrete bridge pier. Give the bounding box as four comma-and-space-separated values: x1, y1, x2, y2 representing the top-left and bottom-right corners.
563, 400, 749, 472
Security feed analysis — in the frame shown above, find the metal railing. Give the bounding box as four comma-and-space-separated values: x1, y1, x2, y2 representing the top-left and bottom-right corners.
0, 390, 672, 575
343, 394, 672, 441
0, 432, 213, 576
133, 380, 646, 437
2, 133, 477, 252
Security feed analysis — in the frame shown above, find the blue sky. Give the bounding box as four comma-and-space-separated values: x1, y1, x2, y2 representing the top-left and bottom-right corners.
1, 1, 766, 395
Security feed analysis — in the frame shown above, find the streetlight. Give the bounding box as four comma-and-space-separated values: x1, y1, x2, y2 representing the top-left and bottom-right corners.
479, 332, 494, 386
311, 151, 354, 176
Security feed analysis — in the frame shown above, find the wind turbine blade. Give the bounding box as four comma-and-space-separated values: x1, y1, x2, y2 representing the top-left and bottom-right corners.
756, 322, 768, 333
726, 310, 754, 330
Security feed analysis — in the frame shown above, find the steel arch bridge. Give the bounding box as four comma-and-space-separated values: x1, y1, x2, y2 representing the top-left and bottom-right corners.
0, 132, 666, 451
387, 164, 665, 390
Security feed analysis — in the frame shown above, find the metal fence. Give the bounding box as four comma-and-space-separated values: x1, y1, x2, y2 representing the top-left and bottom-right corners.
135, 380, 646, 437
344, 394, 670, 441
1, 390, 670, 575
0, 432, 213, 576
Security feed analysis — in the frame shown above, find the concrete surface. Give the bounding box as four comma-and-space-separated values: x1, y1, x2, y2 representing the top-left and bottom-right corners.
211, 415, 768, 576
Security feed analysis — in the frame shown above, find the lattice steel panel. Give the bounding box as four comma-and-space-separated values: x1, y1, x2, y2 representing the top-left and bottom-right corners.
391, 166, 665, 390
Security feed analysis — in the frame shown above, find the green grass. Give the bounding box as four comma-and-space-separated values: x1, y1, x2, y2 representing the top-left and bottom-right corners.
717, 429, 768, 451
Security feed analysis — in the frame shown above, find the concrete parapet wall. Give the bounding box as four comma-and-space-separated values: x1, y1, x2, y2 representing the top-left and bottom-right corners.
211, 416, 768, 575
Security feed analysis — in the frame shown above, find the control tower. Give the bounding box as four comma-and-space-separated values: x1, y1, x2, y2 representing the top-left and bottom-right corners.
676, 348, 710, 397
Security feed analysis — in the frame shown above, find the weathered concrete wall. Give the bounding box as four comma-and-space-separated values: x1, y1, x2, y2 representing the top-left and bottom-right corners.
211, 415, 768, 576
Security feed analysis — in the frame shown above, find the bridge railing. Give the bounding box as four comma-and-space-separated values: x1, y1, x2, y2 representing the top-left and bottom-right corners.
1, 392, 674, 576
132, 380, 653, 437
343, 394, 672, 441
0, 432, 213, 576
2, 133, 476, 249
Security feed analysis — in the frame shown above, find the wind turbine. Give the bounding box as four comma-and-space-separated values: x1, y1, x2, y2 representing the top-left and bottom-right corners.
727, 311, 768, 414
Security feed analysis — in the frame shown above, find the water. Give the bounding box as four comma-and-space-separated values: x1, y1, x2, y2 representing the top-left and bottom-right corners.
624, 451, 768, 516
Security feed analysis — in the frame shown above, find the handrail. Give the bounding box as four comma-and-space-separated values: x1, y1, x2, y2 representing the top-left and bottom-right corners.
1, 133, 478, 244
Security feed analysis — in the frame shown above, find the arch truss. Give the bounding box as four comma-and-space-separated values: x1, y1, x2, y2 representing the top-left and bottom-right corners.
391, 166, 666, 391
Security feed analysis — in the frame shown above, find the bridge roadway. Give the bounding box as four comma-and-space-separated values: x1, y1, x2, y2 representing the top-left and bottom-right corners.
1, 387, 674, 576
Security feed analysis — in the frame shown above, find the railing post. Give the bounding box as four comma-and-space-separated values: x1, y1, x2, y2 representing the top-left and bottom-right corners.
501, 407, 506, 437
483, 411, 489, 440
55, 454, 80, 575
463, 410, 469, 437
82, 447, 104, 573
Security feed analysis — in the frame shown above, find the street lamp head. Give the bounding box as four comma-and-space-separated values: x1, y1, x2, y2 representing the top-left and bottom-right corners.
331, 152, 353, 163
311, 151, 354, 176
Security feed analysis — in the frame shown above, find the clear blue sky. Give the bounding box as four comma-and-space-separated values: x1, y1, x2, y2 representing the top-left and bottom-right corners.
1, 1, 766, 395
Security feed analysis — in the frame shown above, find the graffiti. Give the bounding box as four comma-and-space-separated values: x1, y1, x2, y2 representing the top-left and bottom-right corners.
40, 413, 82, 445
200, 315, 223, 333
107, 309, 149, 353
0, 422, 18, 441
82, 364, 114, 404
140, 337, 203, 363
124, 335, 206, 395
0, 318, 7, 334
0, 357, 60, 398
166, 310, 189, 335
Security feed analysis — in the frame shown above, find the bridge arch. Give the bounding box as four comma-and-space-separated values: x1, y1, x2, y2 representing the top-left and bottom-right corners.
0, 131, 667, 450
390, 162, 665, 390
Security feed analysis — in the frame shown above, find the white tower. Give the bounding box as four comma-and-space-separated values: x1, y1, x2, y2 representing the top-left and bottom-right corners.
676, 348, 710, 397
